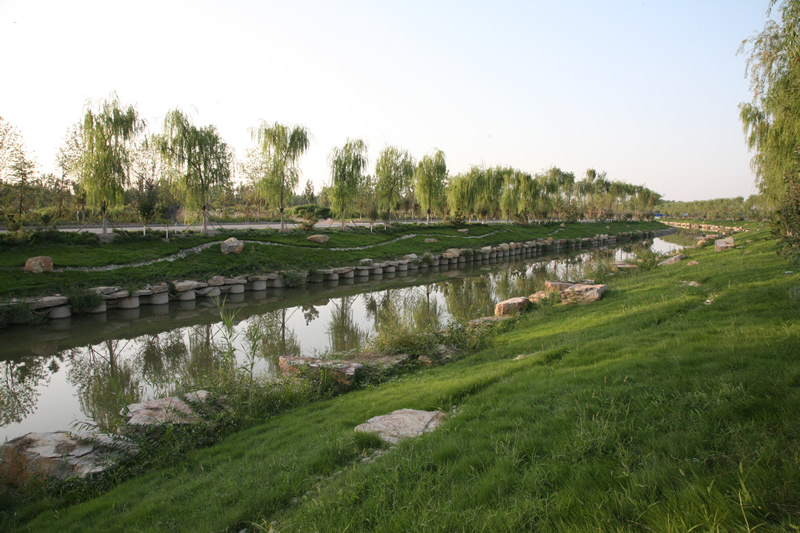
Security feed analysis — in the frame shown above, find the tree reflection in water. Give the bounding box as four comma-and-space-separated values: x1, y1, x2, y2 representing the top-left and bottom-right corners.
0, 355, 61, 426
67, 340, 140, 431
247, 308, 302, 360
327, 296, 367, 354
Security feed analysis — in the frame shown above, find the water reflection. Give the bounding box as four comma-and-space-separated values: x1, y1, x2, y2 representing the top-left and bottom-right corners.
67, 340, 140, 430
328, 296, 367, 354
0, 355, 61, 427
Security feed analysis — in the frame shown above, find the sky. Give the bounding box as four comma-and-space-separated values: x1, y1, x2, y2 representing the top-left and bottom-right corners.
0, 0, 772, 202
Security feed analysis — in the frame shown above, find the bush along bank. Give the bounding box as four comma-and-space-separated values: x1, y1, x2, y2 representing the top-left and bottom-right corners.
0, 226, 672, 328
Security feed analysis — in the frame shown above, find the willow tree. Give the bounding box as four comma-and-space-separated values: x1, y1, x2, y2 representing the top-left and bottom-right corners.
157, 109, 232, 234
447, 171, 477, 222
740, 0, 800, 259
75, 95, 144, 233
375, 146, 414, 226
250, 121, 310, 230
329, 139, 368, 229
415, 149, 447, 224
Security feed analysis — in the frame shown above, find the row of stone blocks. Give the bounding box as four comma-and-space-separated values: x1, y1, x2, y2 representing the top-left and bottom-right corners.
13, 232, 655, 322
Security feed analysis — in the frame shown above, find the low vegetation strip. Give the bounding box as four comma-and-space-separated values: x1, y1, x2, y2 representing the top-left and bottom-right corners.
0, 221, 664, 298
4, 225, 799, 531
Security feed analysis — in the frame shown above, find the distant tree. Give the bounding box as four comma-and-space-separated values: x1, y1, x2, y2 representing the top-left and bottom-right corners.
130, 138, 165, 234
329, 139, 368, 229
157, 109, 232, 234
300, 180, 315, 204
249, 122, 310, 231
415, 149, 447, 224
240, 147, 270, 220
75, 94, 144, 233
375, 146, 415, 227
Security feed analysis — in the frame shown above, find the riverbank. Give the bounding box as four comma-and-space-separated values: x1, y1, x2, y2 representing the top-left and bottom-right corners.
0, 221, 665, 323
4, 224, 799, 530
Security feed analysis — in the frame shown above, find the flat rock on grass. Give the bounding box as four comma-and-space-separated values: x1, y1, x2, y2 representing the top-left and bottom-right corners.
355, 409, 447, 445
468, 316, 512, 328
560, 284, 609, 305
658, 254, 686, 266
307, 234, 329, 244
0, 431, 134, 481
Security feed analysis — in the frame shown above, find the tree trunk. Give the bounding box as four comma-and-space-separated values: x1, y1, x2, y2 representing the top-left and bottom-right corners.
202, 205, 208, 234
101, 203, 108, 234
280, 207, 285, 231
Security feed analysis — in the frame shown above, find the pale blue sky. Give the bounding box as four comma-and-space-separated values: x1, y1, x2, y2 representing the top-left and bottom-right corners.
0, 0, 769, 201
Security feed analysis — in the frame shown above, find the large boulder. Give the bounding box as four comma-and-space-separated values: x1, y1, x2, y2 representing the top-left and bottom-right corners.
0, 432, 135, 482
220, 237, 244, 254
307, 234, 329, 244
495, 297, 530, 316
24, 256, 53, 273
355, 409, 447, 445
560, 284, 608, 305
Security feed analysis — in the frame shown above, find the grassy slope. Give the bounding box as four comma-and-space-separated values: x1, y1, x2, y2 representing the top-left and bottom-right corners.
12, 225, 800, 532
0, 222, 663, 298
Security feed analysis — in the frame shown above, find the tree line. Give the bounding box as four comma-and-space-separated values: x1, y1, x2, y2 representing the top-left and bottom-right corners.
0, 94, 664, 234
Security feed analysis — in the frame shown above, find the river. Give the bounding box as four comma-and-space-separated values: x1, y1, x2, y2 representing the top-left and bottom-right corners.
0, 236, 685, 443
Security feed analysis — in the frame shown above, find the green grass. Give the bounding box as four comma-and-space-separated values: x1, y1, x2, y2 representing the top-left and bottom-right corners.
0, 221, 665, 298
8, 223, 797, 531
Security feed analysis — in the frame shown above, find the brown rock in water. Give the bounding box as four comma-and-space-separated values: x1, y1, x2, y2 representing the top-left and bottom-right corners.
494, 297, 530, 316
307, 234, 330, 244
355, 409, 447, 445
220, 237, 244, 254
560, 284, 609, 305
24, 256, 53, 273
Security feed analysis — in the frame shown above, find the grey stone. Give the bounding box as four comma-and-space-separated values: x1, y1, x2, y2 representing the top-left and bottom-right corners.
24, 256, 53, 273
221, 237, 244, 254
355, 409, 447, 445
307, 234, 330, 244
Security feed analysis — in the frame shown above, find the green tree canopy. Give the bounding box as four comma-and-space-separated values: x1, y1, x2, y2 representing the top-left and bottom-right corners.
329, 139, 368, 229
415, 149, 447, 224
75, 94, 144, 233
157, 109, 232, 234
250, 121, 310, 230
375, 146, 414, 226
